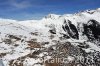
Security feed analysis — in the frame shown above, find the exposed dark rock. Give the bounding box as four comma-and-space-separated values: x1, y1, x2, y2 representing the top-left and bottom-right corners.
3, 39, 12, 44
62, 20, 79, 39
83, 19, 100, 41
49, 29, 56, 34
8, 35, 21, 40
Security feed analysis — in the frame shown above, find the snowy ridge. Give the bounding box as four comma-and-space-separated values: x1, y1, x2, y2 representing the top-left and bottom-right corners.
0, 8, 100, 66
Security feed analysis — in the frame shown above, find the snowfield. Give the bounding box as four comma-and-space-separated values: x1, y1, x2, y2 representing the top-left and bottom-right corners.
0, 8, 100, 66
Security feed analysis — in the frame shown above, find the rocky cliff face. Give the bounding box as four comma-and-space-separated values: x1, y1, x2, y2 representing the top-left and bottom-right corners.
62, 19, 100, 41
0, 8, 100, 66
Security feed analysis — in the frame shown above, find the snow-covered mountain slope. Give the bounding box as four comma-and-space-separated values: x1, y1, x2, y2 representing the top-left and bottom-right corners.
0, 8, 100, 66
18, 8, 100, 41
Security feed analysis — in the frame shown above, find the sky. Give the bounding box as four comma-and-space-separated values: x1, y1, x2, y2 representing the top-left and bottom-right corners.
0, 0, 100, 20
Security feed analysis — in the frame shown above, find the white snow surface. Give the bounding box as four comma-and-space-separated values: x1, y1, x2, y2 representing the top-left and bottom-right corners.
0, 8, 100, 66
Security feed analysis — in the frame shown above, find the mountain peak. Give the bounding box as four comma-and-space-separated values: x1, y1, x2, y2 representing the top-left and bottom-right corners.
44, 14, 61, 19
97, 8, 100, 11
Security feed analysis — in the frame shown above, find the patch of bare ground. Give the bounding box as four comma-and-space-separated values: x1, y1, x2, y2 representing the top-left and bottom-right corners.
8, 45, 44, 66
8, 35, 21, 40
44, 58, 79, 66
9, 50, 42, 66
45, 58, 61, 66
30, 32, 38, 36
8, 39, 82, 66
9, 60, 23, 66
3, 34, 22, 46
0, 53, 7, 57
43, 42, 82, 66
27, 42, 41, 49
49, 34, 55, 39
